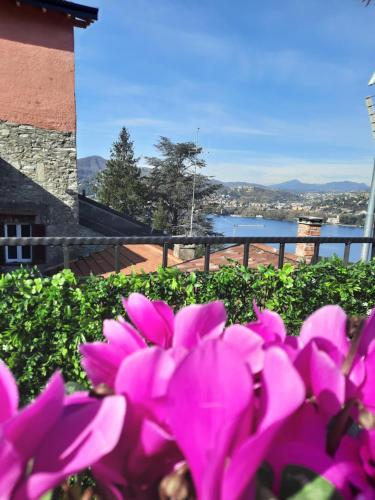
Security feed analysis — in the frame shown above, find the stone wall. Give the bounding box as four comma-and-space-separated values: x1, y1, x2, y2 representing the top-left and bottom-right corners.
0, 119, 80, 267
0, 119, 78, 223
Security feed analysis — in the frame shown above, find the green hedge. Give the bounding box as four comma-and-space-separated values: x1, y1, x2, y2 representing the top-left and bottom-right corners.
1, 258, 374, 402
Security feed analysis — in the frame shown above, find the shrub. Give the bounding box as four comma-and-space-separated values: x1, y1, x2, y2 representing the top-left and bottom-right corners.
0, 257, 374, 401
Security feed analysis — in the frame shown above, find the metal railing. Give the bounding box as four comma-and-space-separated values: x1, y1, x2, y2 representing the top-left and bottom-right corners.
1, 235, 375, 273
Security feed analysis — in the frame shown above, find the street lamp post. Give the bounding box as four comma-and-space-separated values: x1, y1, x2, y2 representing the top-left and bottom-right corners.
361, 75, 375, 261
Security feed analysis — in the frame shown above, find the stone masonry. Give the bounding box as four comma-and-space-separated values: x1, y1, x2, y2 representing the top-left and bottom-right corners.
0, 119, 82, 267
0, 119, 78, 224
295, 216, 323, 263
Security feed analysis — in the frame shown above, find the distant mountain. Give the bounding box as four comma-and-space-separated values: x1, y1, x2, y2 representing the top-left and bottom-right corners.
268, 179, 370, 193
221, 181, 266, 189
77, 155, 107, 181
77, 158, 369, 194
77, 156, 151, 181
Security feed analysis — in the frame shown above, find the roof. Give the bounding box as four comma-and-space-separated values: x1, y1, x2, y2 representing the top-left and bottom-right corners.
69, 244, 182, 277
78, 195, 162, 237
13, 0, 98, 27
175, 244, 298, 272
67, 242, 298, 277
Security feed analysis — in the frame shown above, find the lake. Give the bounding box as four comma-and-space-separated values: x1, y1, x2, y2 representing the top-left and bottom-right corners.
211, 215, 365, 262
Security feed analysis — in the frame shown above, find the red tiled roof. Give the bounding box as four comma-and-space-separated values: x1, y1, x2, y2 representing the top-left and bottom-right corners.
175, 244, 298, 272
70, 244, 182, 277
68, 242, 298, 277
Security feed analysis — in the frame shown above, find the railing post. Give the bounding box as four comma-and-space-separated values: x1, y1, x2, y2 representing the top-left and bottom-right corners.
311, 242, 320, 265
162, 243, 169, 268
243, 243, 250, 267
114, 245, 120, 273
371, 240, 375, 260
343, 242, 351, 266
204, 244, 210, 273
62, 245, 70, 269
278, 243, 285, 269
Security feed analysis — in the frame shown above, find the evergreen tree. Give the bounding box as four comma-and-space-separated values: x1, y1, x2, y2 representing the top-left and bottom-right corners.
152, 200, 169, 232
93, 128, 146, 220
146, 137, 219, 235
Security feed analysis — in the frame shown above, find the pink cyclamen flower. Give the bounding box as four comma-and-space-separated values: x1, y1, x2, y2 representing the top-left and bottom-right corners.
166, 339, 305, 500
0, 361, 125, 499
80, 294, 229, 497
80, 295, 375, 499
81, 292, 227, 388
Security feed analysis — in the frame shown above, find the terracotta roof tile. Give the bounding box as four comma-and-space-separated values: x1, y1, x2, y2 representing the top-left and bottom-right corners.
69, 244, 182, 277
174, 244, 298, 273
67, 242, 298, 277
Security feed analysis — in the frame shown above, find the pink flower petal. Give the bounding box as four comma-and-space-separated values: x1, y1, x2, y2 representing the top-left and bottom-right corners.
0, 439, 23, 499
4, 372, 64, 459
258, 347, 306, 433
153, 301, 175, 346
223, 324, 265, 373
309, 343, 345, 418
115, 347, 176, 404
167, 339, 253, 499
125, 418, 180, 484
222, 347, 305, 500
123, 293, 173, 347
81, 319, 147, 387
299, 305, 349, 355
0, 361, 19, 424
80, 342, 129, 387
115, 346, 176, 426
103, 318, 146, 350
358, 309, 375, 357
247, 303, 286, 343
295, 341, 345, 417
173, 302, 227, 349
15, 395, 126, 499
362, 344, 375, 411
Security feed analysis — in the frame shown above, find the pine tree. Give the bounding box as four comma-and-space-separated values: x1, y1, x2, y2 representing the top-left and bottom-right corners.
93, 127, 146, 220
146, 137, 219, 235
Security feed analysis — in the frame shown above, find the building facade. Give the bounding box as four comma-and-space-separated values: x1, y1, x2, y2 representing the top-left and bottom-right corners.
0, 0, 98, 268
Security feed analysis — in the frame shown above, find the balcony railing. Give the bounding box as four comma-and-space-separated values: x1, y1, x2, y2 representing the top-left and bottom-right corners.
1, 235, 375, 273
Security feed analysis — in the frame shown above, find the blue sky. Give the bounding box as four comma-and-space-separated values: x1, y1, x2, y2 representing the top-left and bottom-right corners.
75, 0, 375, 184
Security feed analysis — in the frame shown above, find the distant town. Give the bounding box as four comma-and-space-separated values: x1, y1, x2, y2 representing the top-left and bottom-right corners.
205, 186, 369, 227
78, 156, 370, 228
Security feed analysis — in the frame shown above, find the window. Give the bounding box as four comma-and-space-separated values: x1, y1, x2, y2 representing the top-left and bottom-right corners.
5, 224, 32, 263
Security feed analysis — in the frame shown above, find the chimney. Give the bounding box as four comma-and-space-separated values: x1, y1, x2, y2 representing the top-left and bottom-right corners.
173, 244, 196, 261
295, 216, 323, 263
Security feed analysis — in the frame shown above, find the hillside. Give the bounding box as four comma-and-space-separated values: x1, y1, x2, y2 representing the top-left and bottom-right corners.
77, 157, 370, 194
268, 179, 369, 193
77, 155, 106, 180
221, 181, 265, 189
77, 156, 151, 180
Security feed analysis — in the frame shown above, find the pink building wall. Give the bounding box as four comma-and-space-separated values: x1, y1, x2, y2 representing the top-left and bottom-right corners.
0, 2, 76, 132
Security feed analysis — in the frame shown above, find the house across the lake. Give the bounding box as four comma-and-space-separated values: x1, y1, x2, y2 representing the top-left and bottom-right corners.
0, 0, 153, 273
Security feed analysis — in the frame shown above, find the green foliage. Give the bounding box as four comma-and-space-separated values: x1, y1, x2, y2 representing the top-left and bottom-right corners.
146, 137, 219, 235
279, 465, 342, 499
1, 257, 374, 402
152, 200, 170, 231
93, 127, 147, 220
